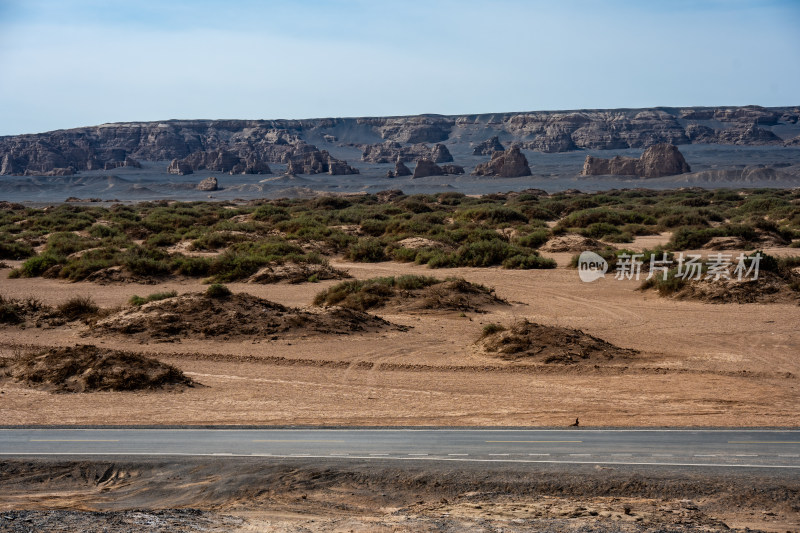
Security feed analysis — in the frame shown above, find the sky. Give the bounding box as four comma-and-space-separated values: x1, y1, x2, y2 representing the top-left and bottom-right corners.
0, 0, 798, 136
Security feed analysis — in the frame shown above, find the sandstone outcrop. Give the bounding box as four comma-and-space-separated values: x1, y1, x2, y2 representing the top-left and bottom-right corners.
581, 143, 691, 178
472, 146, 532, 177
286, 150, 358, 175
386, 160, 412, 178
440, 164, 465, 175
361, 142, 453, 163
170, 148, 272, 175
412, 158, 444, 178
472, 136, 505, 155
167, 159, 193, 175
196, 176, 218, 191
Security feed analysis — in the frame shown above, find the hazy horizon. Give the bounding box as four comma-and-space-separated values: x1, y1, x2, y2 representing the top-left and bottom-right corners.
1, 0, 798, 136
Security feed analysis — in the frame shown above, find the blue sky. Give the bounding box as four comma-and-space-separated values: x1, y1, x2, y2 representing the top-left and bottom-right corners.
0, 0, 798, 135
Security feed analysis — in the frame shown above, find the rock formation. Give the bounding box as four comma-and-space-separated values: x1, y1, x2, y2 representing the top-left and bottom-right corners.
0, 106, 796, 176
581, 143, 691, 178
170, 148, 271, 175
361, 142, 453, 163
386, 160, 412, 178
440, 164, 465, 175
167, 159, 193, 175
104, 156, 141, 170
472, 136, 505, 155
286, 150, 358, 175
412, 158, 445, 179
472, 146, 532, 177
196, 176, 218, 191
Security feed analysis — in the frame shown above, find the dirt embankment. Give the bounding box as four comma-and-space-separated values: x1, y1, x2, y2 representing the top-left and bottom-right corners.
0, 459, 796, 532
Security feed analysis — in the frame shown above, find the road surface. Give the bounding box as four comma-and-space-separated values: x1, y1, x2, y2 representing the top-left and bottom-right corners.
1, 428, 798, 469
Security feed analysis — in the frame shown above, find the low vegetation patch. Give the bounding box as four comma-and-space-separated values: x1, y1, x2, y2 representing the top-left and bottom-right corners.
3, 189, 798, 281
129, 291, 178, 306
313, 275, 506, 312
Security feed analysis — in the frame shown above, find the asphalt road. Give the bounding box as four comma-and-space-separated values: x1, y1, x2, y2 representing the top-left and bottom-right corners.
1, 428, 798, 469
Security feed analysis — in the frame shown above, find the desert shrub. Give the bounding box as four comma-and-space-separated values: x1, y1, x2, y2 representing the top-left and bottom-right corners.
312, 275, 441, 310
58, 247, 118, 280
360, 218, 388, 237
514, 229, 550, 249
639, 269, 688, 296
518, 204, 558, 221
46, 232, 97, 256
252, 204, 290, 223
557, 207, 655, 229
0, 295, 24, 324
120, 246, 171, 277
346, 238, 387, 262
668, 227, 717, 250
129, 291, 178, 306
457, 206, 528, 225
0, 238, 34, 260
190, 231, 248, 251
205, 283, 232, 299
88, 224, 121, 239
602, 232, 634, 243
501, 253, 557, 269
145, 232, 180, 247
13, 253, 62, 278
481, 323, 506, 337
583, 222, 621, 239
171, 255, 212, 277
57, 296, 99, 320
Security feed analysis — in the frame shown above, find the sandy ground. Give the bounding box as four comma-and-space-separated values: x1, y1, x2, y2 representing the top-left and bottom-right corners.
0, 243, 798, 427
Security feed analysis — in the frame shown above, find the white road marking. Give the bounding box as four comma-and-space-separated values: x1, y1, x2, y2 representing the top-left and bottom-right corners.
448, 453, 468, 456
488, 453, 509, 456
1, 452, 797, 469
369, 453, 389, 456
735, 454, 758, 457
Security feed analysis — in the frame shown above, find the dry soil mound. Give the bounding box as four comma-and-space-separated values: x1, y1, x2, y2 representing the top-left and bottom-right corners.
478, 320, 638, 364
314, 276, 507, 313
93, 291, 394, 341
540, 234, 608, 253
669, 271, 800, 304
247, 261, 350, 284
0, 344, 193, 392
